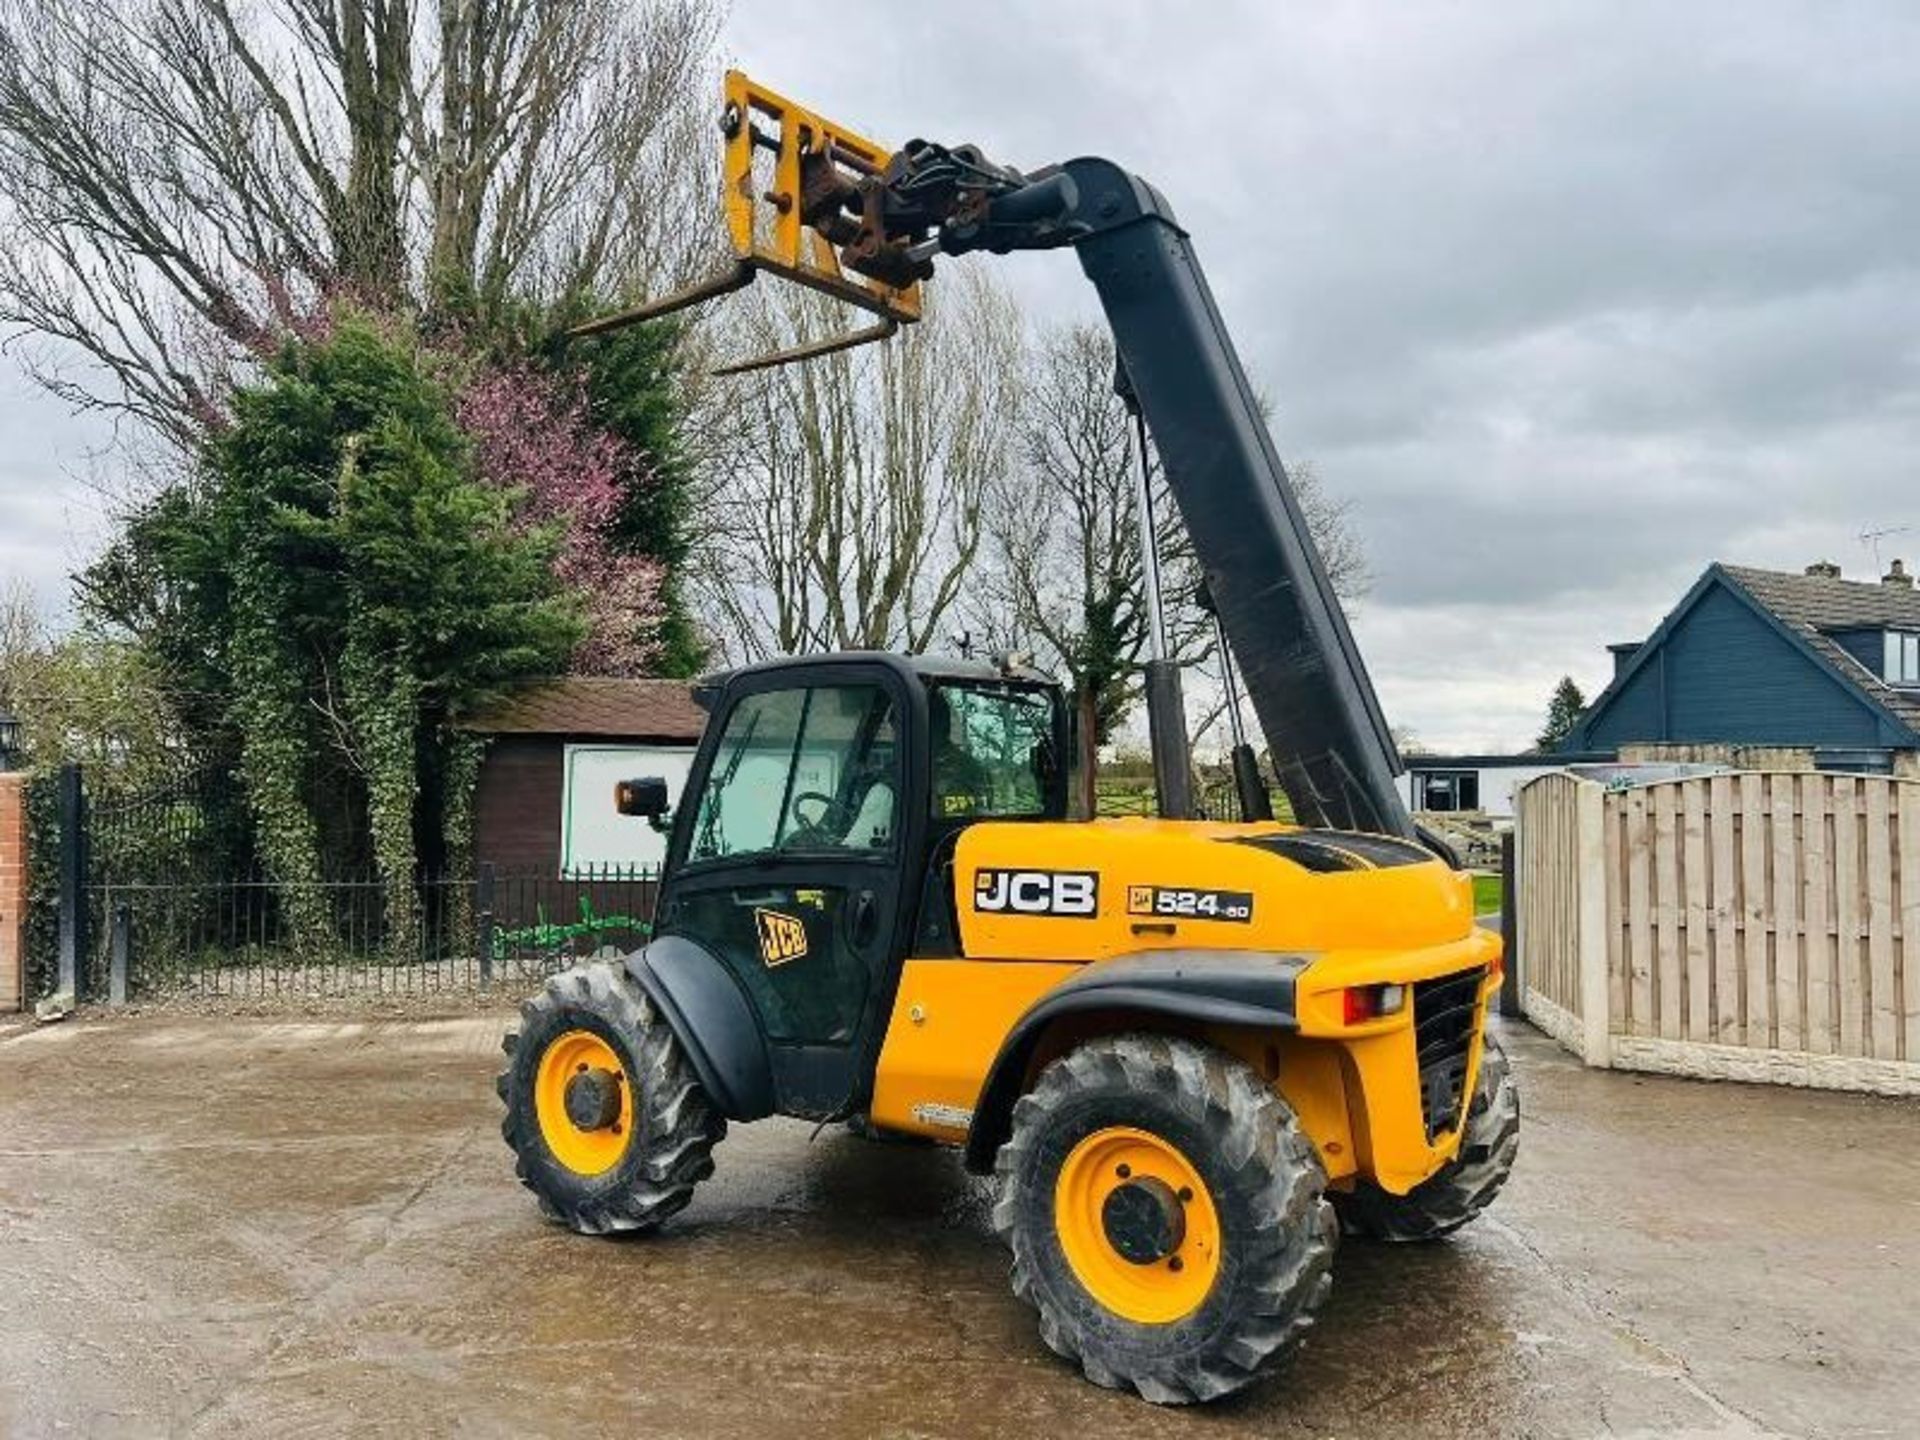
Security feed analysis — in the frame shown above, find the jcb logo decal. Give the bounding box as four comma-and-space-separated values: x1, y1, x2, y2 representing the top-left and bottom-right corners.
754, 908, 809, 967
973, 868, 1099, 918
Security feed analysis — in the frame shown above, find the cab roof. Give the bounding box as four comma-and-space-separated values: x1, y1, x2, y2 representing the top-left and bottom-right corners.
697, 650, 1058, 699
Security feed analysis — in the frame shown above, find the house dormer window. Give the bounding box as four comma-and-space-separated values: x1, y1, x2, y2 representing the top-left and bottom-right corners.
1885, 631, 1920, 685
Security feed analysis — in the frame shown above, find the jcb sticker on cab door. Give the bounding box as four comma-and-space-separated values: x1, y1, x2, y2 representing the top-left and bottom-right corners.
754, 907, 810, 966
1126, 885, 1254, 923
973, 868, 1100, 917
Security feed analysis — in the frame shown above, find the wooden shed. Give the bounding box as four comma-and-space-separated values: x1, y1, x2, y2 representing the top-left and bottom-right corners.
459, 677, 706, 877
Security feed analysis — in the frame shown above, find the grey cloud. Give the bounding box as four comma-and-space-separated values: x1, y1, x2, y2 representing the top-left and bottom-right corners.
734, 2, 1919, 746
3, 3, 1913, 752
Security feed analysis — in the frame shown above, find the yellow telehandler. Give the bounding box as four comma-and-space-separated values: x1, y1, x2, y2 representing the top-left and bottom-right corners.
498, 72, 1517, 1405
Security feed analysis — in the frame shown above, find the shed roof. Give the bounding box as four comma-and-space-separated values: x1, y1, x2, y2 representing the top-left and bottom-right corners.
1719, 565, 1920, 734
459, 677, 705, 740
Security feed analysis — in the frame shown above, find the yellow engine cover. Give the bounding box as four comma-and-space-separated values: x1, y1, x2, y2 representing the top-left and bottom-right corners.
954, 816, 1475, 960
869, 817, 1501, 1195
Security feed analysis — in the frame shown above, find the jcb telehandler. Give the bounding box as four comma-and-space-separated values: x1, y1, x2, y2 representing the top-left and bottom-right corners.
498, 72, 1518, 1405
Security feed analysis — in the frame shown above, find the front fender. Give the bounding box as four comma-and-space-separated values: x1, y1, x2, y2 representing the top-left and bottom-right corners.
625, 936, 775, 1121
960, 949, 1309, 1173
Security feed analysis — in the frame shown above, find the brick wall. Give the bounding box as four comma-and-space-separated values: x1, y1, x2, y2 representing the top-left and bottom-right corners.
0, 773, 24, 1012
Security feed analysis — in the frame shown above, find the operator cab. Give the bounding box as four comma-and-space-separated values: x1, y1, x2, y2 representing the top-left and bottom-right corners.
618, 652, 1067, 1118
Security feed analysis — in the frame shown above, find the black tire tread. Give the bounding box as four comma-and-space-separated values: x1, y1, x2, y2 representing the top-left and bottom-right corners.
498, 962, 725, 1236
1333, 1031, 1520, 1242
992, 1032, 1336, 1405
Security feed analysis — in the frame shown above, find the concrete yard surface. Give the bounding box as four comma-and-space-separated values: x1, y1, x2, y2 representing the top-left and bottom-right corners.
0, 1013, 1914, 1438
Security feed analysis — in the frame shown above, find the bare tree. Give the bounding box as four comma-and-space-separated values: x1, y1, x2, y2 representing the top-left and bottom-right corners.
0, 0, 719, 445
692, 267, 1024, 662
976, 322, 1368, 810
1287, 458, 1370, 602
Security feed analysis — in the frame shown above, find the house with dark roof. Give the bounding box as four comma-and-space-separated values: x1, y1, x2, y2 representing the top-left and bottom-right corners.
458, 677, 706, 876
1561, 560, 1920, 775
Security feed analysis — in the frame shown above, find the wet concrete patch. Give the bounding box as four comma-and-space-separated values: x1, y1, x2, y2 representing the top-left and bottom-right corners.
1, 1014, 1913, 1437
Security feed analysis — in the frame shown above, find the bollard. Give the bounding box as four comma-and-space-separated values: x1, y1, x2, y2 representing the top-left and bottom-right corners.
56, 762, 87, 1001
110, 900, 130, 1007
476, 862, 495, 989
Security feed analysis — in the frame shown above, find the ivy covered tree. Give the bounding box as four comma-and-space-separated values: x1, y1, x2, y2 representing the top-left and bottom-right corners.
86, 318, 581, 945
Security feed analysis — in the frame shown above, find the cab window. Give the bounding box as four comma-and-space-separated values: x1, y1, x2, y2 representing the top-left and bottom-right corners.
928, 683, 1057, 819
690, 685, 898, 861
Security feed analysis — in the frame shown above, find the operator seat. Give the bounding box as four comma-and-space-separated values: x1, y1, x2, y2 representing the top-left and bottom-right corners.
842, 779, 895, 850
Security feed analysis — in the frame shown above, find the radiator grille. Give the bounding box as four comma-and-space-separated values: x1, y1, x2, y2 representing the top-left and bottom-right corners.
1412, 967, 1485, 1141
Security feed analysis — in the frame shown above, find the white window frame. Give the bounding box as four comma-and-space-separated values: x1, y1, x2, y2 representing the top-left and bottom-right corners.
1886, 631, 1920, 686
559, 743, 696, 877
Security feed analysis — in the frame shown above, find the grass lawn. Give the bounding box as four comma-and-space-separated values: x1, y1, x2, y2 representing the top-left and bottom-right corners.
1471, 873, 1504, 915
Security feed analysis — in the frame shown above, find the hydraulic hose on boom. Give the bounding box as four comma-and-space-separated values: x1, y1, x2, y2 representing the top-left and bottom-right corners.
577, 72, 1417, 840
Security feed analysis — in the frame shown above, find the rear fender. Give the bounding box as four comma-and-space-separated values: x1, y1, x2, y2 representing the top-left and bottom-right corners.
625, 936, 775, 1121
960, 949, 1309, 1173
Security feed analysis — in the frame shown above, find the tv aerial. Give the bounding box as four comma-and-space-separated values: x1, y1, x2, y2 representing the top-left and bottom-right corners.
1860, 525, 1911, 573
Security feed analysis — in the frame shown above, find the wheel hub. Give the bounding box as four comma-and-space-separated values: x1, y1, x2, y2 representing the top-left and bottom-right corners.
563, 1066, 622, 1131
532, 1029, 634, 1177
1101, 1176, 1186, 1264
1054, 1126, 1222, 1324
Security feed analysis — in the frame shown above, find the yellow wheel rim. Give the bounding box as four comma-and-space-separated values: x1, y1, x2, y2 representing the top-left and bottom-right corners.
534, 1029, 634, 1177
1054, 1126, 1222, 1324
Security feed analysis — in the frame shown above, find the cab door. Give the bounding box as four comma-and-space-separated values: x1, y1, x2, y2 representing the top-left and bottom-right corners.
654, 668, 912, 1117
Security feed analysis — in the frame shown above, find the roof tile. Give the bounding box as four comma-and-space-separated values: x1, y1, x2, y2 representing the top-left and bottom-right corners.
458, 677, 705, 739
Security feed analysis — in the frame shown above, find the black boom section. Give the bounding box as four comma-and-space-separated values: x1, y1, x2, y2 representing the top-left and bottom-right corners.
1044, 159, 1413, 837
961, 950, 1310, 1173
625, 936, 775, 1121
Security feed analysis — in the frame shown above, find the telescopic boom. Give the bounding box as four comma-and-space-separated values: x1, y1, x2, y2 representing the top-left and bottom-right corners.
579, 73, 1414, 838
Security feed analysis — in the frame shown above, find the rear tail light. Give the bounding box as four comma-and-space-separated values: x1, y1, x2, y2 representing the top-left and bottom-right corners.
1341, 983, 1407, 1025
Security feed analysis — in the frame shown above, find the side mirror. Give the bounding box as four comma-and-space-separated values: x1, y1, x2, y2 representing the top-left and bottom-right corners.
615, 776, 672, 832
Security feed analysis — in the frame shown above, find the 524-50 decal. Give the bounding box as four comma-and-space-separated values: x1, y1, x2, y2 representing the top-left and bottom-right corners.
1126, 885, 1255, 923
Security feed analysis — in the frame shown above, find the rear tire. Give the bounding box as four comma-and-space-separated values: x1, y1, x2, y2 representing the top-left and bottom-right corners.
1333, 1032, 1519, 1242
992, 1033, 1336, 1405
498, 962, 725, 1235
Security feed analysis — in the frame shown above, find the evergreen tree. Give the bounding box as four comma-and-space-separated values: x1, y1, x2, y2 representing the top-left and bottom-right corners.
1537, 675, 1587, 751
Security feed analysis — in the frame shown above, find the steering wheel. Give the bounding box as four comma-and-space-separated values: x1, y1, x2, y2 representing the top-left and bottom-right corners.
782, 790, 854, 849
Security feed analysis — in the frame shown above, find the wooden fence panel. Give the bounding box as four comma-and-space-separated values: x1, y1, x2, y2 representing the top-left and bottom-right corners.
1626, 788, 1654, 1037
1522, 769, 1920, 1091
1864, 781, 1896, 1058
1832, 776, 1862, 1057
1802, 773, 1833, 1055
1769, 774, 1802, 1053
1682, 781, 1711, 1042
1605, 788, 1627, 1029
1900, 788, 1920, 1063
1739, 772, 1770, 1047
1708, 775, 1740, 1045
1654, 784, 1682, 1039
1515, 772, 1587, 1041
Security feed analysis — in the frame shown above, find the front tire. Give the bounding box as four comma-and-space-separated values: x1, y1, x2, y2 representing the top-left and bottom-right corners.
498, 962, 725, 1235
992, 1033, 1336, 1405
1333, 1031, 1520, 1242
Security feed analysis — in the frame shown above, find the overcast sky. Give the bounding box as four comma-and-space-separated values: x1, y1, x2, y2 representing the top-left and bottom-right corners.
3, 2, 1915, 752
